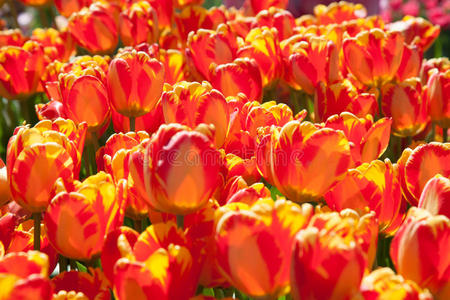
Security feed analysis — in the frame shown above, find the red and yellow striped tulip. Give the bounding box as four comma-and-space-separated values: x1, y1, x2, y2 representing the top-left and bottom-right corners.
426, 69, 450, 128
209, 58, 263, 102
144, 124, 223, 215
0, 41, 46, 100
186, 24, 238, 81
52, 269, 111, 299
325, 159, 404, 234
161, 81, 229, 147
249, 0, 288, 14
418, 175, 450, 218
0, 159, 10, 207
290, 224, 366, 300
256, 120, 351, 202
54, 0, 93, 17
68, 2, 119, 54
225, 153, 260, 185
324, 112, 391, 166
343, 29, 405, 86
397, 142, 450, 206
252, 8, 295, 40
0, 29, 26, 47
421, 57, 450, 85
215, 198, 313, 298
360, 268, 433, 300
159, 48, 186, 85
395, 43, 422, 82
391, 207, 450, 299
44, 172, 125, 260
119, 1, 159, 47
107, 49, 164, 118
287, 36, 340, 94
382, 78, 428, 137
313, 1, 367, 24
30, 28, 76, 63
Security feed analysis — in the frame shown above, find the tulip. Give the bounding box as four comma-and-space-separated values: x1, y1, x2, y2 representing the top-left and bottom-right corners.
44, 172, 125, 260
30, 28, 76, 62
420, 57, 450, 85
397, 142, 450, 205
395, 43, 422, 82
54, 0, 93, 18
161, 81, 229, 147
426, 69, 450, 129
418, 175, 450, 218
111, 102, 164, 133
119, 1, 159, 47
68, 2, 119, 54
360, 268, 433, 300
324, 159, 404, 234
107, 49, 165, 119
215, 198, 313, 298
225, 153, 260, 185
313, 1, 367, 24
290, 225, 366, 300
249, 0, 288, 14
256, 120, 351, 202
382, 78, 428, 137
343, 29, 405, 86
0, 29, 26, 47
287, 36, 340, 94
324, 112, 391, 166
0, 41, 46, 100
0, 159, 10, 207
314, 81, 378, 122
52, 269, 111, 299
391, 207, 450, 299
159, 48, 187, 85
387, 16, 440, 51
209, 57, 263, 102
186, 24, 238, 81
144, 124, 222, 215
252, 8, 295, 40
18, 0, 52, 6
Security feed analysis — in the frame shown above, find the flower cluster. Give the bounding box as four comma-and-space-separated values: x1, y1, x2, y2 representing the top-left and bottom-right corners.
0, 0, 449, 300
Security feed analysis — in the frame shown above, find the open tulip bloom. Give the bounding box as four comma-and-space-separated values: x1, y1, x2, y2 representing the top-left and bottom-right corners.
0, 0, 450, 299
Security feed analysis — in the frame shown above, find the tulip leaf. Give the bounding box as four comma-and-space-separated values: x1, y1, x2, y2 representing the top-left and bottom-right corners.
76, 261, 88, 272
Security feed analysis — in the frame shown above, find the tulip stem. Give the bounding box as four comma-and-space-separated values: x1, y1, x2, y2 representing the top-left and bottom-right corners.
443, 128, 448, 143
7, 0, 19, 28
33, 213, 41, 250
130, 116, 136, 132
134, 219, 146, 233
59, 255, 68, 272
176, 215, 184, 229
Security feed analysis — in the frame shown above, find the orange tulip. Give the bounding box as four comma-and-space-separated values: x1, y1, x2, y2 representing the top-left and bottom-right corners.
159, 48, 186, 85
44, 172, 125, 260
54, 0, 93, 17
0, 41, 46, 100
314, 81, 378, 122
238, 27, 283, 86
144, 124, 222, 215
68, 2, 119, 54
313, 1, 367, 25
0, 159, 11, 207
343, 29, 405, 86
52, 269, 111, 299
225, 153, 260, 185
426, 69, 450, 128
215, 198, 313, 298
30, 28, 76, 62
119, 1, 159, 47
6, 119, 87, 212
395, 43, 422, 82
397, 142, 450, 206
360, 268, 433, 300
421, 57, 450, 85
256, 120, 351, 202
324, 112, 391, 166
107, 49, 165, 118
161, 81, 229, 147
252, 8, 295, 40
0, 213, 17, 251
382, 78, 428, 137
249, 0, 288, 14
291, 222, 366, 300
186, 24, 238, 81
287, 36, 340, 94
418, 175, 450, 218
0, 251, 52, 300
209, 57, 263, 102
391, 207, 450, 299
325, 159, 404, 234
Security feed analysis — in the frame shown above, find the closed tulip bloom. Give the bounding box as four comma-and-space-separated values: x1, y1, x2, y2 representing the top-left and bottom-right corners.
68, 2, 119, 54
107, 50, 165, 118
391, 207, 450, 299
119, 1, 159, 47
186, 24, 238, 81
252, 8, 296, 40
0, 41, 46, 100
216, 198, 313, 298
382, 78, 428, 137
420, 57, 450, 85
54, 0, 93, 17
162, 81, 229, 147
343, 29, 405, 86
287, 36, 340, 94
395, 43, 422, 82
44, 172, 125, 260
418, 175, 450, 218
31, 28, 76, 63
209, 58, 263, 102
291, 226, 366, 300
324, 112, 391, 166
360, 268, 433, 300
256, 120, 351, 202
144, 124, 222, 215
426, 69, 450, 128
313, 1, 367, 24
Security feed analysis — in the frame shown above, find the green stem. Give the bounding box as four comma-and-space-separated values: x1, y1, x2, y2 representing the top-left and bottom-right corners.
38, 6, 50, 28
134, 219, 146, 233
33, 213, 41, 251
176, 215, 184, 229
129, 116, 136, 132
443, 128, 448, 143
59, 256, 68, 272
69, 259, 78, 271
7, 0, 19, 28
19, 100, 31, 124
